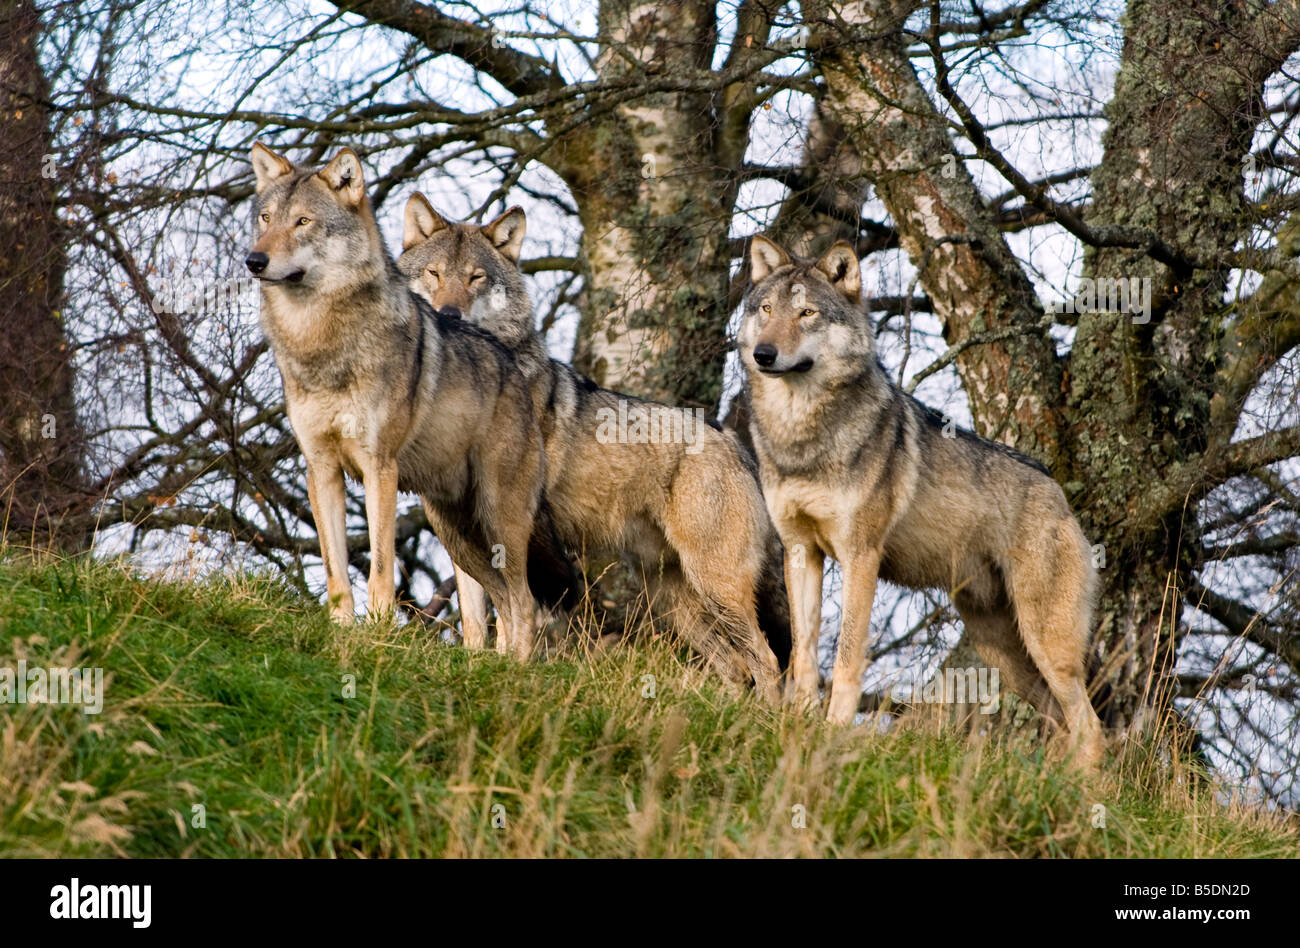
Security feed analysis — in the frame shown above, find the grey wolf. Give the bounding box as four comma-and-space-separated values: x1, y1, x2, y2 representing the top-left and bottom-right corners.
738, 234, 1105, 767
244, 143, 579, 658
397, 194, 790, 700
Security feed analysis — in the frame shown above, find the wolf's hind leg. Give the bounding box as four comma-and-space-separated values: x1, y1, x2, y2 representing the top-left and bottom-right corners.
656, 569, 754, 694
661, 469, 783, 704
1004, 550, 1105, 769
954, 601, 1063, 723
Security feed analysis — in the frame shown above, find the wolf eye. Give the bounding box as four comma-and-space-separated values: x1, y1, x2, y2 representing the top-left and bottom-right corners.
296, 217, 311, 226
470, 271, 486, 284
761, 303, 771, 314
259, 213, 270, 223
801, 308, 817, 318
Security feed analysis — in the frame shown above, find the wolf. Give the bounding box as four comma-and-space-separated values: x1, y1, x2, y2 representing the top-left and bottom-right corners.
244, 143, 579, 658
397, 193, 790, 701
737, 234, 1105, 768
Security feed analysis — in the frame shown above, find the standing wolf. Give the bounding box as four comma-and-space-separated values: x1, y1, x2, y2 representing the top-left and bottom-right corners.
244, 143, 578, 658
738, 235, 1105, 767
397, 194, 789, 701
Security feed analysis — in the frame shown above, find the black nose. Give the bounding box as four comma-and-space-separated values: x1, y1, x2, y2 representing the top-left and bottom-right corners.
437, 306, 462, 320
245, 252, 268, 275
752, 343, 778, 367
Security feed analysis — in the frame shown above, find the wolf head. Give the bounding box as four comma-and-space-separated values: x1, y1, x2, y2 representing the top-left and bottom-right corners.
245, 142, 383, 292
396, 194, 531, 340
738, 236, 872, 379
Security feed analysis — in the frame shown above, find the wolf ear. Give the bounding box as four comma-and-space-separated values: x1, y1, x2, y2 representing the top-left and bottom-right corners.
404, 193, 450, 250
750, 235, 792, 283
483, 206, 526, 263
250, 141, 293, 194
815, 240, 862, 302
317, 148, 365, 207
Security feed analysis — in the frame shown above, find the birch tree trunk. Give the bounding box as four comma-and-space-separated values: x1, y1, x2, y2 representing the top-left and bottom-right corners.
563, 0, 763, 407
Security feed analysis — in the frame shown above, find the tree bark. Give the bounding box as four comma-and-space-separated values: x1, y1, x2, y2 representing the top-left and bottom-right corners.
0, 0, 84, 548
1072, 0, 1300, 726
811, 0, 1066, 464
558, 0, 758, 407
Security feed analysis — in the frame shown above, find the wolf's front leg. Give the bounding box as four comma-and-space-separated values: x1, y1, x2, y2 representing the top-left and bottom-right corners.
362, 456, 399, 618
452, 563, 490, 648
500, 583, 537, 662
489, 527, 537, 661
783, 533, 825, 711
827, 548, 881, 724
305, 460, 355, 623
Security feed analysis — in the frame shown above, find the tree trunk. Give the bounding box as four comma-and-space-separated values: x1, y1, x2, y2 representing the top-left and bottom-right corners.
1072, 0, 1290, 727
0, 0, 84, 548
563, 0, 755, 407
811, 0, 1066, 464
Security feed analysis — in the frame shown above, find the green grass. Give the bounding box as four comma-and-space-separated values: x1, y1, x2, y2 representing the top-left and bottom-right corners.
0, 551, 1295, 857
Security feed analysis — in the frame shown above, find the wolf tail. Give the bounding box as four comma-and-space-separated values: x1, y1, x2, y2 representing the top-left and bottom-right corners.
526, 499, 585, 612
755, 533, 792, 671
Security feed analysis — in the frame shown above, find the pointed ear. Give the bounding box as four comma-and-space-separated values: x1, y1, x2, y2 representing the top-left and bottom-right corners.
815, 240, 861, 302
250, 141, 293, 194
317, 148, 365, 207
483, 206, 526, 263
750, 235, 792, 283
404, 193, 450, 250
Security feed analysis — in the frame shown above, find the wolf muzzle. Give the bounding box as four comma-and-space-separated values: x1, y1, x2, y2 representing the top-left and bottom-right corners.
752, 344, 813, 376
245, 252, 304, 283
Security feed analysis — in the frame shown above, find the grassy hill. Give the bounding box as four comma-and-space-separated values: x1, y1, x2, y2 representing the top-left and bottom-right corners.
0, 551, 1295, 857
